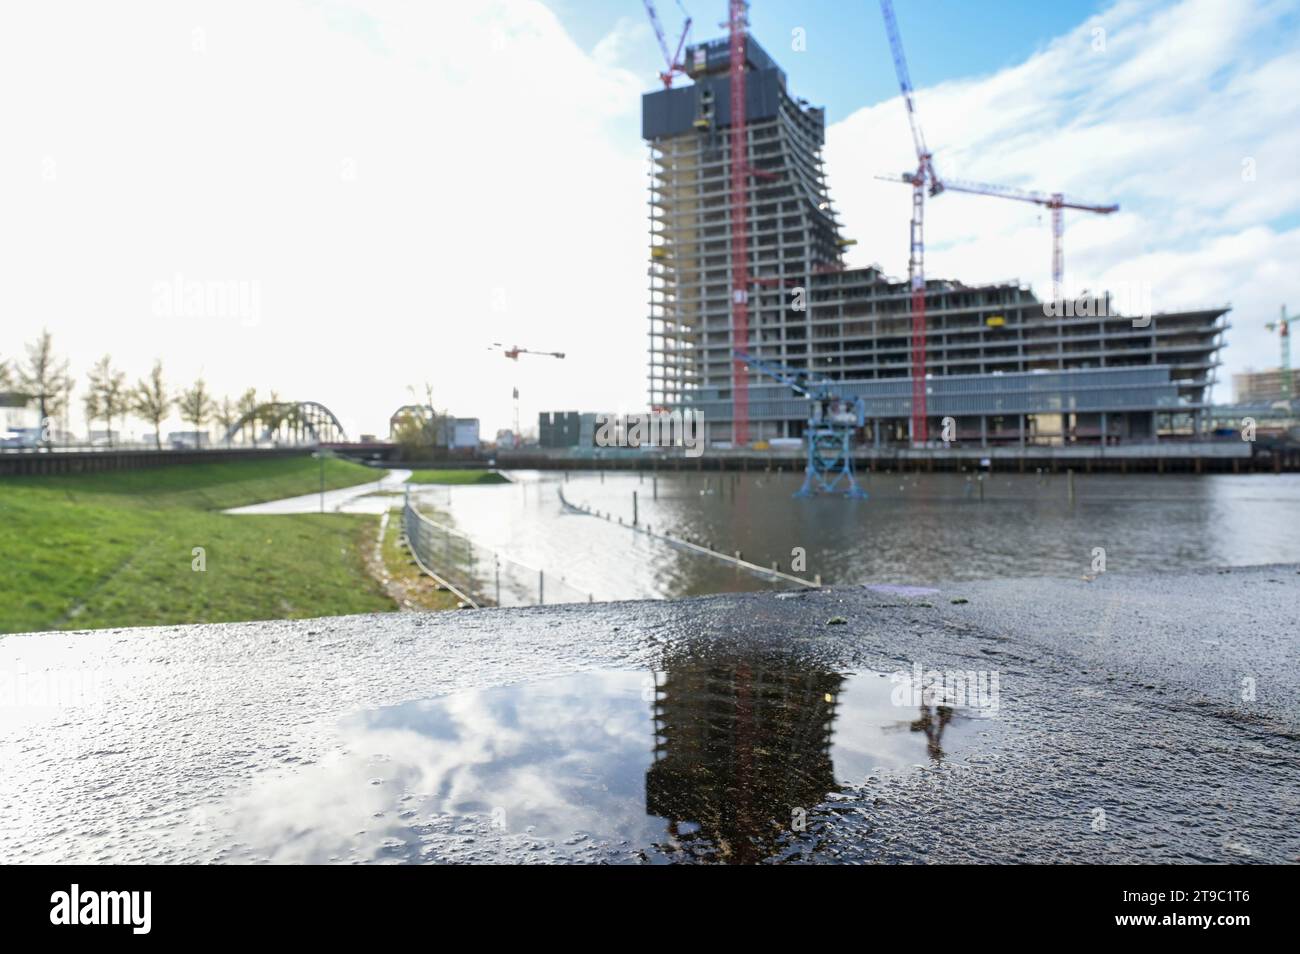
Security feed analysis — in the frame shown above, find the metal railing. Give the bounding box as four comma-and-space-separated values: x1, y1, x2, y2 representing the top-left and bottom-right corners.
401, 490, 592, 607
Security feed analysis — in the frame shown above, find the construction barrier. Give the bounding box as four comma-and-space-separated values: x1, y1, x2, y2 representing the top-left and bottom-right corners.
401, 489, 592, 607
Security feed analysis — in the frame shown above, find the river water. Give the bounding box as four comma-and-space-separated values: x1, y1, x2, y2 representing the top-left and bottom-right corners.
408, 470, 1300, 602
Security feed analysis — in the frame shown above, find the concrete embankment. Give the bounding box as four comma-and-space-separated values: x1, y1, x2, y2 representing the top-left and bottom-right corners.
1, 564, 1296, 863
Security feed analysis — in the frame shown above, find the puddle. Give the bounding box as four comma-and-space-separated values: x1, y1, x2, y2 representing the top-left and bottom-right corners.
206, 657, 997, 863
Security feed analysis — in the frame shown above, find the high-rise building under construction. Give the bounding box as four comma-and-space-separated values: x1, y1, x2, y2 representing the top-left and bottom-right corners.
642, 35, 1229, 447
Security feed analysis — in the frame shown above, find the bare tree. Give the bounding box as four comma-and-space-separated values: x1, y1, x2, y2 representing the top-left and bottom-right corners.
236, 388, 258, 444
177, 378, 214, 444
213, 396, 239, 447
82, 389, 102, 443
16, 330, 73, 445
86, 355, 128, 446
261, 390, 284, 443
0, 353, 12, 390
132, 361, 171, 450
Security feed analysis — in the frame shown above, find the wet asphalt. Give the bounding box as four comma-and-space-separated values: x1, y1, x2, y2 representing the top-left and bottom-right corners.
1, 563, 1297, 864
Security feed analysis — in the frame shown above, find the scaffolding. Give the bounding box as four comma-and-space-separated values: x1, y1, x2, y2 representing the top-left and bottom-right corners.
644, 35, 843, 440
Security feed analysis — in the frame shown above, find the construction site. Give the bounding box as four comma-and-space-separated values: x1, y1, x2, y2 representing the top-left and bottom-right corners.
642, 1, 1236, 458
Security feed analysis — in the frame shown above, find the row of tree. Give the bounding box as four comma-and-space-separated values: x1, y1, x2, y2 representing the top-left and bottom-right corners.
1, 329, 264, 449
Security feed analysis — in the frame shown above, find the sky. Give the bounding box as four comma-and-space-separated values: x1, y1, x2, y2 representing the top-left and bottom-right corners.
1, 0, 1297, 439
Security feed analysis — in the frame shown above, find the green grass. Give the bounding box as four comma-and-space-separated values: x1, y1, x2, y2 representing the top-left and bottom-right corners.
407, 469, 510, 485
0, 457, 395, 634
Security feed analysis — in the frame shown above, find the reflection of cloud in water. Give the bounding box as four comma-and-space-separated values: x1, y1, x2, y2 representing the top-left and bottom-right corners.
204, 672, 657, 863
200, 666, 991, 863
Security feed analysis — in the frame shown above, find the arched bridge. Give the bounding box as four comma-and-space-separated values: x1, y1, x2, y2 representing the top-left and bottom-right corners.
223, 401, 347, 446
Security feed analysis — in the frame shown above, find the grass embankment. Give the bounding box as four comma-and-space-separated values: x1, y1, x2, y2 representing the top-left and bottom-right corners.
0, 457, 394, 634
406, 469, 509, 485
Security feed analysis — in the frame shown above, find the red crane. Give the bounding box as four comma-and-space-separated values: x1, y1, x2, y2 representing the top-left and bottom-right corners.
488, 343, 565, 361
729, 0, 750, 446
642, 1, 693, 89
879, 0, 938, 444
938, 177, 1118, 299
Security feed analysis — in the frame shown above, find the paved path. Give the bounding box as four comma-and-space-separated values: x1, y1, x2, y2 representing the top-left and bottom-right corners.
223, 468, 411, 514
2, 564, 1296, 863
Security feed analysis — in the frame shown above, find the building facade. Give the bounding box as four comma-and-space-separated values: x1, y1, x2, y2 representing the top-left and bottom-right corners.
642, 36, 1230, 446
1233, 368, 1295, 405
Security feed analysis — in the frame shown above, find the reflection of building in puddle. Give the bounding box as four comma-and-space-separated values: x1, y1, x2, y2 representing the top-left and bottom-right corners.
645, 652, 844, 863
184, 658, 990, 864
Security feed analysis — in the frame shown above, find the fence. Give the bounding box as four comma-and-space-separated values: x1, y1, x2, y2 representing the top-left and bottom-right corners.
401, 490, 592, 607
556, 485, 820, 589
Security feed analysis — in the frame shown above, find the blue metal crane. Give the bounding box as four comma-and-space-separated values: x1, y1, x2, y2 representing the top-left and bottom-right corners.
734, 351, 868, 499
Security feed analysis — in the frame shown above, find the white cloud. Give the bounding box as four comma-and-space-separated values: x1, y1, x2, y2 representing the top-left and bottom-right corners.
826, 0, 1300, 395
0, 0, 650, 438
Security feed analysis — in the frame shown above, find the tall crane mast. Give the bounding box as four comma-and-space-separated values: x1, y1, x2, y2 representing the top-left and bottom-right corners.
729, 0, 751, 447
1264, 305, 1294, 401
642, 1, 692, 89
879, 0, 939, 445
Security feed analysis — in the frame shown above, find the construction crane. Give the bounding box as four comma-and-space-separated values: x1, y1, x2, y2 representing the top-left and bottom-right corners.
488, 343, 565, 361
1264, 305, 1295, 402
879, 0, 939, 445
939, 177, 1119, 299
877, 1, 1120, 443
642, 0, 692, 89
729, 0, 751, 448
735, 350, 868, 499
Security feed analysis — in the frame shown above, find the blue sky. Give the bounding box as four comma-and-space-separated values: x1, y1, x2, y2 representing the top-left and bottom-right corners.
554, 0, 1111, 119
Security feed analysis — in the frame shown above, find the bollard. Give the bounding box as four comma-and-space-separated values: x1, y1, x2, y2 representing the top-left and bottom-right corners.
539, 570, 545, 605
633, 490, 638, 526
653, 475, 658, 500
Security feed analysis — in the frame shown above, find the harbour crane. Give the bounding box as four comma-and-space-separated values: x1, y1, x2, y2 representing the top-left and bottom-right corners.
488, 343, 565, 361
1264, 305, 1295, 402
734, 350, 868, 499
641, 0, 692, 89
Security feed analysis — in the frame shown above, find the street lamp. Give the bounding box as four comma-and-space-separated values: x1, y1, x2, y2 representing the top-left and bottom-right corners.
311, 449, 333, 513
